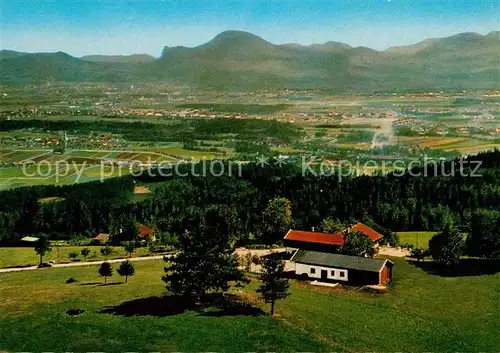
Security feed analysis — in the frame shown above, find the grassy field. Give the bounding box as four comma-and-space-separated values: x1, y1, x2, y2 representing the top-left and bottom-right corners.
0, 258, 498, 352
0, 246, 154, 268
0, 146, 225, 189
398, 231, 437, 248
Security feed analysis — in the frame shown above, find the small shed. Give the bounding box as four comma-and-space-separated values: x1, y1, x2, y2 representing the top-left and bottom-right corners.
138, 224, 155, 242
291, 250, 394, 286
93, 233, 110, 243
21, 236, 39, 242
348, 223, 384, 242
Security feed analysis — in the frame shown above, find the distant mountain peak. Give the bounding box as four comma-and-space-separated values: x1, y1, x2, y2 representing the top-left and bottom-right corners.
448, 32, 483, 40
212, 30, 264, 41
486, 30, 500, 39
207, 30, 270, 46
1, 29, 498, 90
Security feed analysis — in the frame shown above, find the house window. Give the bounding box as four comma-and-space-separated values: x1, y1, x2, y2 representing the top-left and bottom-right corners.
340, 271, 346, 278
310, 268, 316, 274
330, 270, 335, 277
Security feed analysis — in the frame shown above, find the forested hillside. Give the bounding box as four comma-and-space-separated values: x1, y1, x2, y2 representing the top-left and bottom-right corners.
1, 30, 499, 90
1, 151, 499, 251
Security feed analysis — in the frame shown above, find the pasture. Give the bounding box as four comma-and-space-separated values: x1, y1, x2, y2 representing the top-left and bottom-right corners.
0, 148, 193, 189
0, 246, 155, 268
0, 258, 498, 352
397, 231, 437, 248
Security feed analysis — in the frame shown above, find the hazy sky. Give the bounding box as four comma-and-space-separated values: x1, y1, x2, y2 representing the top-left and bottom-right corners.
1, 0, 499, 57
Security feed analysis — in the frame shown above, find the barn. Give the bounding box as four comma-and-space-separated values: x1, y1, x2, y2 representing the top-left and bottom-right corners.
284, 223, 384, 253
291, 249, 394, 286
283, 229, 345, 252
138, 224, 155, 242
93, 233, 110, 243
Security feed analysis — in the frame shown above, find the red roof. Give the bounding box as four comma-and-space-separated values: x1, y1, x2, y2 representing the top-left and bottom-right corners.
284, 223, 384, 246
284, 229, 345, 246
349, 223, 384, 242
138, 224, 154, 238
93, 233, 109, 241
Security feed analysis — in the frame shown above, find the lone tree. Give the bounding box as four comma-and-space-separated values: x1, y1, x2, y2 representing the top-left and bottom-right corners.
98, 262, 113, 283
429, 222, 464, 267
123, 241, 136, 258
467, 209, 500, 260
162, 207, 246, 301
117, 260, 135, 283
319, 217, 346, 233
261, 197, 292, 243
100, 245, 114, 260
341, 231, 375, 257
257, 254, 290, 315
34, 235, 51, 266
81, 248, 91, 261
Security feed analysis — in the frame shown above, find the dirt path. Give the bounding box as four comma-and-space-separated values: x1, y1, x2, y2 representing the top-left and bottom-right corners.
0, 255, 167, 274
378, 246, 410, 257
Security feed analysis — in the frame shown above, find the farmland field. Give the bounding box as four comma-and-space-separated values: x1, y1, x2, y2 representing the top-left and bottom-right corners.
0, 258, 498, 352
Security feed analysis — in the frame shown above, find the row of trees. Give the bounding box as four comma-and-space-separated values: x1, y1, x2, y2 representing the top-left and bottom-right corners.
417, 209, 500, 267
411, 210, 500, 267
98, 260, 135, 283
33, 238, 136, 267
0, 117, 301, 146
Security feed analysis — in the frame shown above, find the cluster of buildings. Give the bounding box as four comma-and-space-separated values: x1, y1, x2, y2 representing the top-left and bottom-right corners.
105, 108, 246, 119
285, 223, 394, 287
93, 224, 155, 244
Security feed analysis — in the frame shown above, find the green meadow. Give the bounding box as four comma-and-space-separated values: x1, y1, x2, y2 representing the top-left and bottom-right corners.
0, 258, 498, 352
397, 231, 438, 248
0, 246, 154, 268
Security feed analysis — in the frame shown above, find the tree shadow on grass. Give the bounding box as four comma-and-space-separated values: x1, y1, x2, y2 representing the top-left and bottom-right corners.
408, 258, 500, 277
100, 293, 264, 318
80, 282, 123, 286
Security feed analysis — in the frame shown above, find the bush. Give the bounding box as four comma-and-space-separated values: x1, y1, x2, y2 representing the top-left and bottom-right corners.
410, 248, 428, 261
148, 243, 170, 254
68, 236, 93, 246
66, 309, 84, 316
100, 246, 114, 259
66, 277, 78, 284
81, 248, 91, 260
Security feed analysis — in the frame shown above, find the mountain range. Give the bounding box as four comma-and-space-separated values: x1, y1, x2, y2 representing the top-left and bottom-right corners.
1, 30, 499, 91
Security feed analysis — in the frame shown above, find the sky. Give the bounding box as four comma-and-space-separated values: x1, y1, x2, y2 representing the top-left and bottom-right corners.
1, 0, 499, 57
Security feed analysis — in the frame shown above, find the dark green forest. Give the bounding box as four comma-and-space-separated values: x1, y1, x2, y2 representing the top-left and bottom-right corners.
0, 150, 499, 258
0, 118, 301, 144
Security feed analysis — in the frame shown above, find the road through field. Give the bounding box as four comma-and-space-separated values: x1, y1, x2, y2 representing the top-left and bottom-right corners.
0, 254, 166, 273
0, 248, 286, 274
